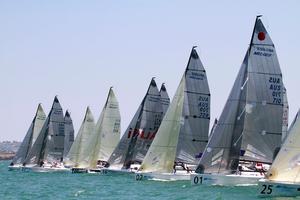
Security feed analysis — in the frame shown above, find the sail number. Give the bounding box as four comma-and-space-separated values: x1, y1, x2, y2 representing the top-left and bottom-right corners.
260, 184, 273, 195
193, 176, 203, 185
269, 77, 281, 104
198, 96, 209, 119
135, 174, 143, 181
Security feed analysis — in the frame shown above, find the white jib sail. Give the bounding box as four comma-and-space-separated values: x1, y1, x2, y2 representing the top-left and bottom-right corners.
87, 88, 121, 168
139, 77, 185, 173
266, 111, 300, 183
64, 107, 95, 168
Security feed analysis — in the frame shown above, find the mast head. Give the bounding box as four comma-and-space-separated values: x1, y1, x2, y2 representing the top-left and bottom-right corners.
150, 77, 157, 87
65, 110, 71, 117
256, 15, 263, 19
54, 95, 59, 103
160, 83, 166, 92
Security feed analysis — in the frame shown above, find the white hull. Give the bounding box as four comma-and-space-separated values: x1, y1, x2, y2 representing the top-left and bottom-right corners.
23, 166, 70, 173
135, 171, 191, 181
258, 179, 300, 197
191, 173, 262, 186
8, 165, 23, 171
99, 168, 135, 175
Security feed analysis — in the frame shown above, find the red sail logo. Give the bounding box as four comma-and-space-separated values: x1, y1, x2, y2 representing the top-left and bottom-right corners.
258, 32, 265, 41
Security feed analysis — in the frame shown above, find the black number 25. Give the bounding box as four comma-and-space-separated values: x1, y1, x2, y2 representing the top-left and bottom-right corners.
261, 184, 273, 194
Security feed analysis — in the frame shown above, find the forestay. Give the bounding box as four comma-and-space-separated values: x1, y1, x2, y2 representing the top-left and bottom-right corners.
12, 104, 46, 164
196, 16, 285, 174
108, 78, 165, 169
140, 47, 210, 173
64, 107, 95, 168
24, 96, 65, 165
87, 88, 121, 169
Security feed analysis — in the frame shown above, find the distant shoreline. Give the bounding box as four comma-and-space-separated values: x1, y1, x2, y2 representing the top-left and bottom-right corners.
0, 152, 15, 161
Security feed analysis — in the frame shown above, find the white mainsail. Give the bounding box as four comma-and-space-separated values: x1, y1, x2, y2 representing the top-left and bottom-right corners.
64, 107, 95, 168
63, 110, 74, 157
266, 111, 300, 183
12, 104, 46, 164
24, 96, 65, 165
140, 47, 210, 173
87, 88, 121, 169
196, 16, 285, 174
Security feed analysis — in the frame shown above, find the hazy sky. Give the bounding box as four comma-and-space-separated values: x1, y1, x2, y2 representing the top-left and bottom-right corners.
1, 1, 299, 141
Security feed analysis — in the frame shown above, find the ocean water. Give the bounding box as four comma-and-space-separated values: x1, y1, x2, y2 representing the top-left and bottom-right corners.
0, 161, 297, 200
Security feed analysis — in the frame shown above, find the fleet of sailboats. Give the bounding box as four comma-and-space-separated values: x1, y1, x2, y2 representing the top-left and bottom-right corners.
135, 47, 210, 181
8, 15, 300, 198
22, 96, 70, 172
104, 78, 169, 174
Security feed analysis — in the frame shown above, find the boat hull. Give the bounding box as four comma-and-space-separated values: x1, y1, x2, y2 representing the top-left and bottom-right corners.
191, 173, 261, 186
99, 168, 135, 175
258, 179, 300, 197
8, 165, 23, 171
23, 166, 70, 173
135, 171, 191, 181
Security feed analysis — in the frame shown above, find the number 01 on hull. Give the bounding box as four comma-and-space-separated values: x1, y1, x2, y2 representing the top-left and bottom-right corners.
258, 180, 300, 197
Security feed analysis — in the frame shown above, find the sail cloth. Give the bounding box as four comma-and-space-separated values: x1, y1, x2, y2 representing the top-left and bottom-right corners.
24, 96, 65, 165
12, 104, 46, 164
266, 112, 300, 183
87, 88, 121, 169
63, 110, 74, 157
140, 47, 210, 173
107, 78, 165, 169
197, 16, 285, 174
64, 107, 95, 168
159, 83, 170, 115
281, 87, 289, 142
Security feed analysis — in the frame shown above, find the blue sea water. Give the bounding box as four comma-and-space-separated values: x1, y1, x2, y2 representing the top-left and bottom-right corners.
0, 161, 297, 200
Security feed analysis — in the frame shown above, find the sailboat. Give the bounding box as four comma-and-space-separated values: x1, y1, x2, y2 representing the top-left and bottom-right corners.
64, 107, 95, 173
104, 78, 167, 174
135, 46, 210, 181
257, 110, 300, 197
191, 16, 286, 186
63, 110, 74, 158
22, 96, 67, 172
8, 104, 46, 170
86, 87, 121, 172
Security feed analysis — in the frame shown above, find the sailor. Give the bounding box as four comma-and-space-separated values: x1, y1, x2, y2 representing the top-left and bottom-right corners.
39, 160, 44, 167
173, 162, 176, 174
